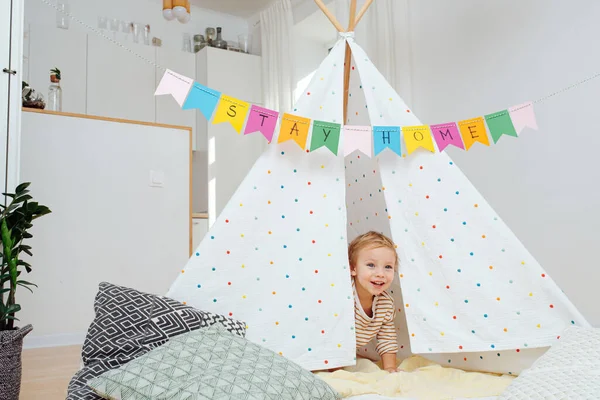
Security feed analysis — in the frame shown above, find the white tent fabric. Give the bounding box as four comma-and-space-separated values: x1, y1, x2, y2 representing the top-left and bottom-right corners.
167, 34, 589, 374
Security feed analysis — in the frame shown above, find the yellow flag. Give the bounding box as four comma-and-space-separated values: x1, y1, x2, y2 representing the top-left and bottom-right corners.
402, 125, 436, 155
213, 95, 250, 133
458, 117, 490, 150
278, 113, 311, 149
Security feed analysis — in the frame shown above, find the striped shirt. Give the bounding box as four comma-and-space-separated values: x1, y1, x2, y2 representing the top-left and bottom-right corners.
353, 279, 398, 355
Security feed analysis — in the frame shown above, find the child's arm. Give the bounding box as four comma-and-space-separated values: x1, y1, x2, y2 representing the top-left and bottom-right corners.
381, 352, 397, 372
376, 311, 399, 372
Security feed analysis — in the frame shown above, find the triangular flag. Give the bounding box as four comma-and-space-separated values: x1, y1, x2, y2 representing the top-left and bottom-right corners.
458, 117, 490, 150
485, 110, 518, 144
243, 105, 279, 142
509, 102, 538, 134
402, 125, 436, 155
212, 95, 250, 134
430, 122, 465, 152
278, 114, 311, 150
155, 69, 193, 107
310, 120, 341, 155
343, 126, 372, 157
373, 126, 401, 156
183, 83, 221, 120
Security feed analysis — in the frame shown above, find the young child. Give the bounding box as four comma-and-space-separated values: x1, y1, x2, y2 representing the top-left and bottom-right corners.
348, 231, 399, 373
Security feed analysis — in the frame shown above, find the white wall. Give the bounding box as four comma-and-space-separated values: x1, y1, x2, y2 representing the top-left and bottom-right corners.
25, 0, 249, 52
405, 0, 600, 326
19, 111, 191, 347
292, 33, 330, 101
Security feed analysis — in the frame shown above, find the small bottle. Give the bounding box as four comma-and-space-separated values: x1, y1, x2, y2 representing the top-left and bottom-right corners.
213, 27, 227, 49
48, 68, 63, 112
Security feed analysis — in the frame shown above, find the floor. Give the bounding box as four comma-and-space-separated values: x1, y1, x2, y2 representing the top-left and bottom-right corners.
21, 345, 81, 400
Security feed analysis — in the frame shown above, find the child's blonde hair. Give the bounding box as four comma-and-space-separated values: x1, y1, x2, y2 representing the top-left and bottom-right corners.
348, 231, 398, 270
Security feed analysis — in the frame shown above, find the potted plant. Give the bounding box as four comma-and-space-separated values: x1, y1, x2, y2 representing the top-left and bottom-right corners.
0, 183, 50, 399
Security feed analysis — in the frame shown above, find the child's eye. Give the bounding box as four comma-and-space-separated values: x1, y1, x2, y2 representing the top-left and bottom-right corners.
385, 265, 393, 269
367, 263, 375, 268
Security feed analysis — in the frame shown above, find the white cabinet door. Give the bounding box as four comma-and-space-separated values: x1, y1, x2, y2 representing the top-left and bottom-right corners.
206, 47, 262, 105
28, 27, 87, 114
155, 47, 196, 148
87, 36, 156, 122
192, 218, 208, 251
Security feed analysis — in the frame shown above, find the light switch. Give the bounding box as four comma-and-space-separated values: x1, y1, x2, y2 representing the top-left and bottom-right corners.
149, 170, 165, 188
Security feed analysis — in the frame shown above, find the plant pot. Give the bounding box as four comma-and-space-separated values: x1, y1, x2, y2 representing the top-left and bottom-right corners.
0, 324, 33, 399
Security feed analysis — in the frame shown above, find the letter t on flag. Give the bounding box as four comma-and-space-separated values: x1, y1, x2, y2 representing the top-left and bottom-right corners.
155, 69, 193, 107
243, 105, 279, 142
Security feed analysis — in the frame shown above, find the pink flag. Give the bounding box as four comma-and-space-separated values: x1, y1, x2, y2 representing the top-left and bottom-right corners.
344, 126, 372, 157
154, 69, 193, 107
430, 122, 464, 152
243, 105, 279, 142
509, 102, 538, 134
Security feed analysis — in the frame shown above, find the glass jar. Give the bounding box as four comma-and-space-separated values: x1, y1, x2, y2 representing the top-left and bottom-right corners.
193, 34, 206, 52
213, 27, 227, 49
48, 74, 62, 112
205, 27, 215, 46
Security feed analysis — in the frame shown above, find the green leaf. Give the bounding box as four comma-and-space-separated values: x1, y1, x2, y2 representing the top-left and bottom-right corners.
15, 182, 31, 193
6, 303, 21, 314
17, 280, 37, 288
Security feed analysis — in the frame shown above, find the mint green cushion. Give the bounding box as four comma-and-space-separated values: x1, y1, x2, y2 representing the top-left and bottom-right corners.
88, 325, 340, 400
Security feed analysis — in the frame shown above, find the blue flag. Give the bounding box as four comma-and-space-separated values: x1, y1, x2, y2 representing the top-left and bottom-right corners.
183, 83, 221, 120
373, 126, 401, 156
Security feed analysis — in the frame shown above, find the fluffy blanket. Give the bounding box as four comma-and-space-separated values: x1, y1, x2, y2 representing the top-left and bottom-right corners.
315, 356, 515, 399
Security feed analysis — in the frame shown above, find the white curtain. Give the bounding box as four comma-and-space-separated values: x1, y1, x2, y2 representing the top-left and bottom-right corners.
260, 0, 295, 113
333, 0, 413, 104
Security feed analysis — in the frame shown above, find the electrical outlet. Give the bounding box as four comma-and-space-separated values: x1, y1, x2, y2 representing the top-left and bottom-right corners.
149, 170, 165, 188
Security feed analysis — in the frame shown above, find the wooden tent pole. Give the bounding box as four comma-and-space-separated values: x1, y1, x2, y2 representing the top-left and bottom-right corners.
343, 0, 357, 123
313, 0, 345, 32
354, 0, 374, 28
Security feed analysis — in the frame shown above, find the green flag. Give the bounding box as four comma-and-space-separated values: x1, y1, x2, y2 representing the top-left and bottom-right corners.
485, 110, 518, 144
310, 120, 341, 155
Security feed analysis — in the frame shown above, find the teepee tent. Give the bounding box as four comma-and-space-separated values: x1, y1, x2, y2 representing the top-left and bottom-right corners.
167, 0, 589, 374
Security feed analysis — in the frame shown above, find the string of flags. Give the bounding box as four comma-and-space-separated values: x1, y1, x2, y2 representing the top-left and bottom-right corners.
155, 69, 539, 157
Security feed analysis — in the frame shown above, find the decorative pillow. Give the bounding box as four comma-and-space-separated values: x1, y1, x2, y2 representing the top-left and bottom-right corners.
67, 282, 246, 400
88, 324, 341, 400
498, 326, 600, 400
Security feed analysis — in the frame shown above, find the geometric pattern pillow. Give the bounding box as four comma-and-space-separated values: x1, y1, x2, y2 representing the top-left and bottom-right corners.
498, 326, 600, 400
88, 324, 341, 400
67, 282, 247, 400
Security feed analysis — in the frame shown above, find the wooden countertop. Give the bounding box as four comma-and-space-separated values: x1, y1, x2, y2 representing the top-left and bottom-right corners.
22, 108, 192, 132
192, 213, 208, 219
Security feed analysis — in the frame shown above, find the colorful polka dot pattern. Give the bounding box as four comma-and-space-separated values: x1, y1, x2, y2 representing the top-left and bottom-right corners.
168, 36, 587, 376
343, 37, 587, 375
167, 39, 356, 373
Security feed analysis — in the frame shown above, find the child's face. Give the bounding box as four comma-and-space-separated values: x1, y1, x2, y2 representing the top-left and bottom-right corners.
351, 246, 396, 297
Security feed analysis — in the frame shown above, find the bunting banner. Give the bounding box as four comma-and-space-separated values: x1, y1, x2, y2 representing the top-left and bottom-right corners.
373, 126, 402, 156
278, 114, 311, 149
485, 110, 519, 144
244, 105, 279, 142
459, 117, 490, 150
213, 95, 250, 133
154, 69, 541, 160
344, 126, 372, 157
182, 83, 221, 120
430, 122, 465, 152
155, 69, 194, 107
402, 125, 436, 155
310, 120, 341, 155
509, 102, 539, 134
